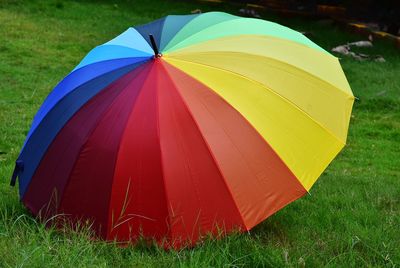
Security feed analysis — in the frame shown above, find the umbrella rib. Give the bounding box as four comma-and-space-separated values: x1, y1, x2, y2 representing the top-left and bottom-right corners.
163, 17, 241, 53
19, 59, 151, 199
164, 17, 324, 54
104, 62, 173, 241
162, 59, 312, 206
23, 57, 151, 148
164, 57, 349, 191
94, 44, 153, 55
167, 49, 352, 97
73, 53, 151, 72
154, 69, 175, 242
165, 56, 348, 146
55, 63, 152, 235
160, 62, 248, 231
99, 43, 154, 56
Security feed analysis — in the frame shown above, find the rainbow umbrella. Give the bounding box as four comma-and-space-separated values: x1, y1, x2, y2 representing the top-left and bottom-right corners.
11, 12, 354, 247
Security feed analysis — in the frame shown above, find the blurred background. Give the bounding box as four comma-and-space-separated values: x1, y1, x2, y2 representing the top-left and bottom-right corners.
230, 0, 400, 33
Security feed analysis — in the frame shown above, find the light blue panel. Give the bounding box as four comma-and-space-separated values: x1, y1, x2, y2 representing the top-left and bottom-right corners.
73, 45, 151, 71
105, 27, 154, 54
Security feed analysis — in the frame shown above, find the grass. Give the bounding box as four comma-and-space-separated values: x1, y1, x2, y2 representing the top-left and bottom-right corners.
0, 0, 399, 267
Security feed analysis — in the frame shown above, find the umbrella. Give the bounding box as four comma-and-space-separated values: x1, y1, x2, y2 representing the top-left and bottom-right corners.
11, 12, 354, 247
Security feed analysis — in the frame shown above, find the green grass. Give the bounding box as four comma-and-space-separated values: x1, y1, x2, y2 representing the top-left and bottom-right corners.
1, 0, 399, 267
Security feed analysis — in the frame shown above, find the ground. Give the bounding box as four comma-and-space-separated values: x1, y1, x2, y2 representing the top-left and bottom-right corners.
0, 0, 399, 267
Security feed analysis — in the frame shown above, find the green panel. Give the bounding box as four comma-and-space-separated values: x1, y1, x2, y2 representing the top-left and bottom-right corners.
164, 13, 328, 54
159, 14, 199, 51
163, 12, 237, 51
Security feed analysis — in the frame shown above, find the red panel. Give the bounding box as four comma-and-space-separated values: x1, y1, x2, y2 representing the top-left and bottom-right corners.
22, 63, 150, 221
156, 61, 245, 247
57, 63, 152, 237
107, 60, 170, 243
162, 61, 307, 230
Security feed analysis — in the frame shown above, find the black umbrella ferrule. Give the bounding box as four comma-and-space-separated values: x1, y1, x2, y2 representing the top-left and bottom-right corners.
149, 34, 161, 58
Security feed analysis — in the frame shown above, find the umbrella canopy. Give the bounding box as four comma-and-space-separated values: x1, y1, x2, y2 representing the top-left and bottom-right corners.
11, 12, 354, 247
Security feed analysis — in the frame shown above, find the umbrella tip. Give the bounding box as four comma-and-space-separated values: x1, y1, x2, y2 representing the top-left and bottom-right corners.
149, 34, 162, 58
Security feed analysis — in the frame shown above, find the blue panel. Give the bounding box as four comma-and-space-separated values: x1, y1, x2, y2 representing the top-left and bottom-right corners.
159, 14, 199, 51
73, 45, 152, 71
18, 60, 150, 197
24, 57, 150, 149
135, 17, 167, 53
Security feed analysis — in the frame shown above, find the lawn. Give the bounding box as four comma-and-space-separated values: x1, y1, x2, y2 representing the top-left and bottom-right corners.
0, 0, 399, 267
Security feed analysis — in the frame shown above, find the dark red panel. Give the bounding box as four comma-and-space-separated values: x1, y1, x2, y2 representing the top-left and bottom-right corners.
56, 63, 152, 237
107, 60, 170, 242
22, 63, 151, 221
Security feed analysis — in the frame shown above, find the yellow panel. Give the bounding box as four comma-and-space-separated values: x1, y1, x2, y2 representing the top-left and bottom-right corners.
164, 57, 345, 190
165, 36, 354, 143
166, 53, 353, 143
166, 35, 353, 96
